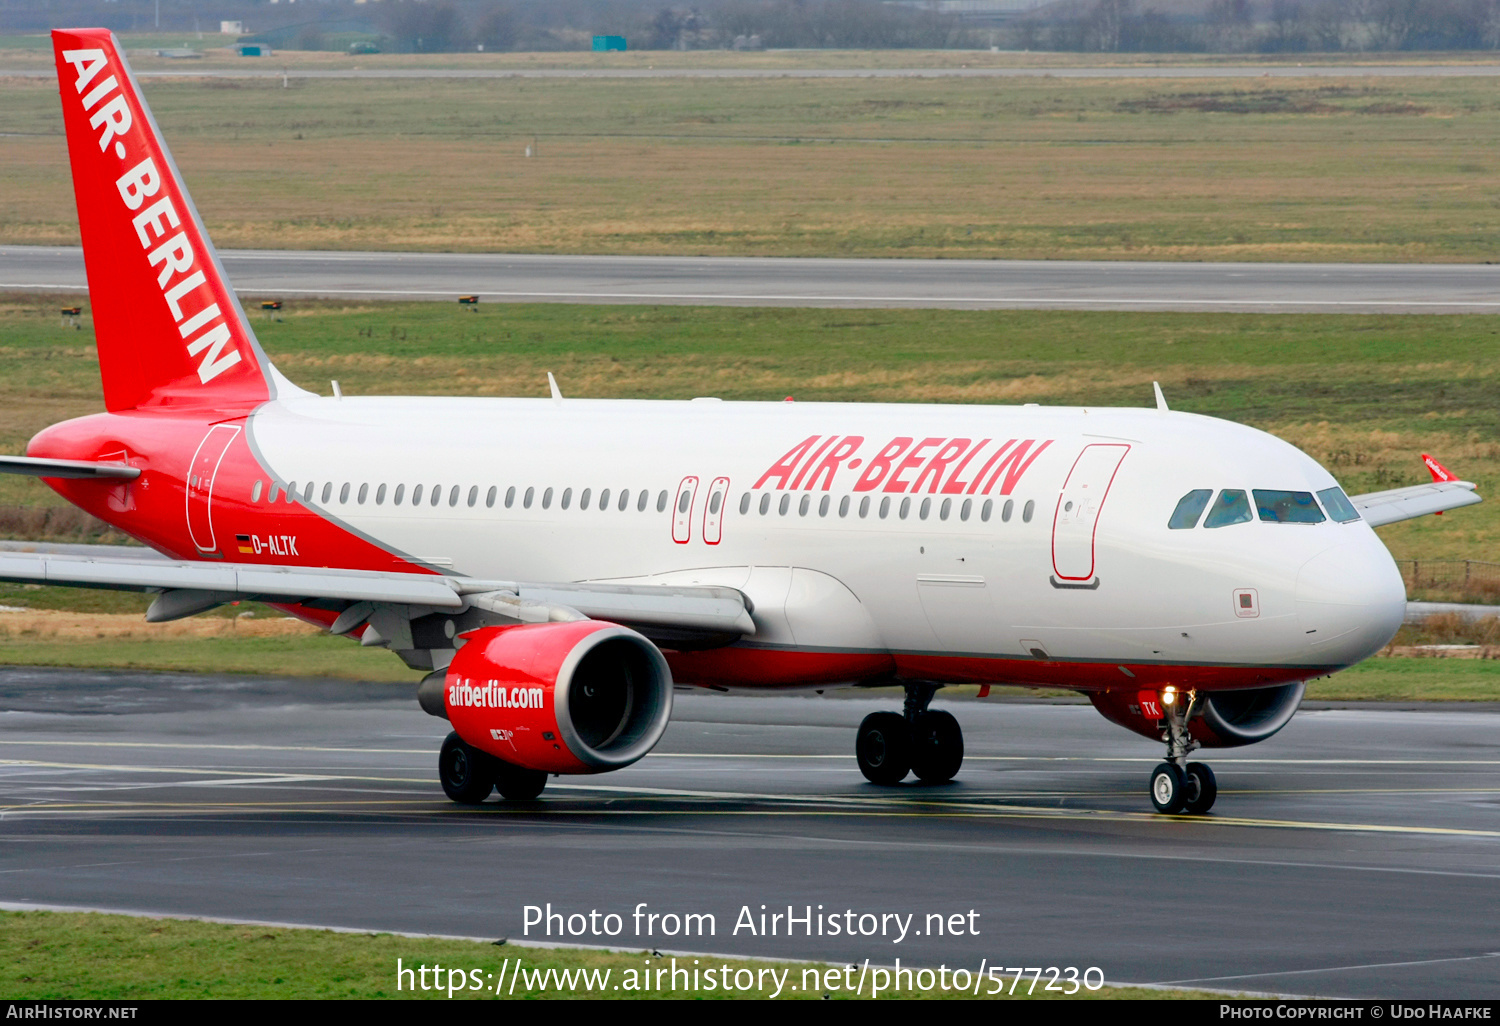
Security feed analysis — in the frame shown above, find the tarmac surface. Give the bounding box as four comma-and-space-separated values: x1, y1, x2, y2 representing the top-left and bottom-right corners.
6, 64, 1500, 80
5, 246, 1500, 313
1, 666, 1497, 998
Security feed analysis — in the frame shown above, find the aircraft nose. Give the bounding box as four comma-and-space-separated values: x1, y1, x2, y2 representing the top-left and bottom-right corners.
1295, 539, 1406, 666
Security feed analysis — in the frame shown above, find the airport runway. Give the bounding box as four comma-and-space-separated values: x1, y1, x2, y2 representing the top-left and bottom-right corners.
5, 246, 1499, 313
2, 666, 1497, 998
6, 64, 1500, 80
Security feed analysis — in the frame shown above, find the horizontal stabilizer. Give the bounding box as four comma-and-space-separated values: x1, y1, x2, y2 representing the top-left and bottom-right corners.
0, 455, 139, 479
1347, 480, 1482, 527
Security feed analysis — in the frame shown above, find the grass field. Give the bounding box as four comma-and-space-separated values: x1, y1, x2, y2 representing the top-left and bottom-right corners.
3, 67, 1499, 260
0, 910, 1203, 1000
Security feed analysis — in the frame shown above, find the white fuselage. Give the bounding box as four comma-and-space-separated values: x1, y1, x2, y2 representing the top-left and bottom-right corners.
242, 396, 1407, 685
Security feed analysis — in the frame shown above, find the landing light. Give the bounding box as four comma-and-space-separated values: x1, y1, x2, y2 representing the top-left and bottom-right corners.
1161, 686, 1178, 707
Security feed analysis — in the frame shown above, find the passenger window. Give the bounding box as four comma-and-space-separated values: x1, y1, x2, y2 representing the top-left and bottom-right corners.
468, 486, 478, 508
448, 485, 460, 507
1022, 500, 1034, 523
779, 494, 790, 515
412, 484, 423, 505
899, 497, 911, 520
601, 488, 612, 510
486, 486, 496, 508
357, 483, 368, 505
759, 493, 771, 515
740, 493, 751, 515
919, 498, 931, 520
618, 490, 629, 511
523, 486, 534, 509
839, 495, 850, 517
269, 483, 281, 503
657, 490, 669, 513
376, 484, 387, 505
1002, 499, 1013, 523
394, 484, 405, 505
637, 489, 649, 512
506, 486, 516, 508
286, 480, 296, 502
1254, 489, 1326, 524
859, 496, 870, 518
251, 480, 263, 503
982, 499, 993, 522
879, 497, 891, 519
562, 488, 574, 510
321, 482, 333, 504
1317, 486, 1361, 523
940, 498, 951, 521
818, 495, 829, 517
1204, 489, 1253, 528
711, 491, 723, 515
960, 498, 972, 521
303, 482, 315, 502
340, 482, 351, 504
678, 490, 692, 514
1169, 489, 1213, 530
799, 495, 810, 516
542, 487, 553, 509
431, 485, 442, 507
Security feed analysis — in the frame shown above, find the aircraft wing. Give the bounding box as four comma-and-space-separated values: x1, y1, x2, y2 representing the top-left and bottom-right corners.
0, 549, 755, 636
1347, 480, 1482, 527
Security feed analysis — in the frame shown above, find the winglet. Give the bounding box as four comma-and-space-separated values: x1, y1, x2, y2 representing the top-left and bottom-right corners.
547, 372, 563, 402
1153, 381, 1169, 412
1421, 453, 1459, 483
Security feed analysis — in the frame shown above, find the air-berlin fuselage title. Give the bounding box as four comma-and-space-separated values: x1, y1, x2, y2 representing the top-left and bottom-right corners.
61, 46, 243, 385
753, 435, 1052, 494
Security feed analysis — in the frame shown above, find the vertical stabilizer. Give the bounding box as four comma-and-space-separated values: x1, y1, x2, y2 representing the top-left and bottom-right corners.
52, 29, 302, 411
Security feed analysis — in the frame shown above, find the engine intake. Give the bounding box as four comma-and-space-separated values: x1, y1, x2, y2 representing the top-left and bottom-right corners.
431, 620, 673, 774
1088, 681, 1305, 749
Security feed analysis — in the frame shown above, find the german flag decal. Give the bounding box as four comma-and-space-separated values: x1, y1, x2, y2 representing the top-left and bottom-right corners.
236, 534, 253, 554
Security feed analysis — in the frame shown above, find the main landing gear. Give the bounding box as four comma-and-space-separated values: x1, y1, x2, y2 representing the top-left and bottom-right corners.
439, 732, 548, 804
1147, 687, 1217, 815
856, 683, 964, 786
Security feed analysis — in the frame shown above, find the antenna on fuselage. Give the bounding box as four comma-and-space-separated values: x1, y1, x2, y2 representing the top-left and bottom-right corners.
1153, 381, 1169, 412
547, 372, 563, 402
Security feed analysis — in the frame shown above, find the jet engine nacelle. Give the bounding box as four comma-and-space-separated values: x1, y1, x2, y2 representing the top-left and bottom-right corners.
1088, 681, 1305, 748
436, 620, 673, 774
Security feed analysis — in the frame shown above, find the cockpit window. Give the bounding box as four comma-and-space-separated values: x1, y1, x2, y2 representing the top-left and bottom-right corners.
1317, 486, 1362, 523
1203, 489, 1253, 528
1254, 489, 1326, 524
1168, 489, 1213, 530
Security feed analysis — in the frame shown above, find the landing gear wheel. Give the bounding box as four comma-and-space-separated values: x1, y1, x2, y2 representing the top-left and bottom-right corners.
856, 712, 912, 785
439, 732, 495, 805
1149, 761, 1187, 814
1183, 761, 1217, 815
494, 761, 548, 801
909, 710, 964, 784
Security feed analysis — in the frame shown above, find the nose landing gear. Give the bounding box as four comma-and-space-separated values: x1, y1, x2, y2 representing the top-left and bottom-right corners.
1148, 688, 1217, 815
856, 683, 965, 786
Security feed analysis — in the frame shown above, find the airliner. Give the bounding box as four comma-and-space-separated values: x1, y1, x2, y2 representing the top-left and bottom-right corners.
5, 29, 1482, 815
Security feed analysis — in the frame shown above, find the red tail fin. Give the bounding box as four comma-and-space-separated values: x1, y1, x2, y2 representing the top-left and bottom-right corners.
53, 29, 290, 412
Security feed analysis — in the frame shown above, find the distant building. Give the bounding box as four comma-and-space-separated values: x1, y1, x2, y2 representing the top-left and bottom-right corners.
592, 35, 627, 51
220, 20, 244, 35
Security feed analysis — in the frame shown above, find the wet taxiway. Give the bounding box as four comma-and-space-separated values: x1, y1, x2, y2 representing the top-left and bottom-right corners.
1, 667, 1496, 997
